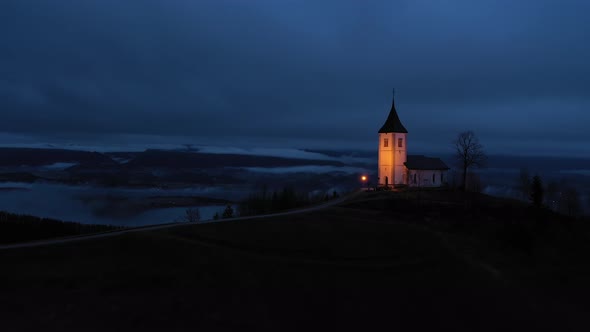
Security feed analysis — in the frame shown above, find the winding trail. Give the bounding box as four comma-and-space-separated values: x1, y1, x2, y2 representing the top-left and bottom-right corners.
0, 190, 361, 251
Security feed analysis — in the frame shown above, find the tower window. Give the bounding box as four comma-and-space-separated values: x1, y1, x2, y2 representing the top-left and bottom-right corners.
441, 173, 444, 182
398, 138, 403, 147
413, 173, 417, 184
384, 138, 389, 147
433, 174, 435, 183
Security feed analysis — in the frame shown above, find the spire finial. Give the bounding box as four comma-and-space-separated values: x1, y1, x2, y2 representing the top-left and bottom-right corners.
392, 88, 395, 97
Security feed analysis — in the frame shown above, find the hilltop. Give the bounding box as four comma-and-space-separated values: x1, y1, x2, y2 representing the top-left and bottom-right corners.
1, 190, 589, 331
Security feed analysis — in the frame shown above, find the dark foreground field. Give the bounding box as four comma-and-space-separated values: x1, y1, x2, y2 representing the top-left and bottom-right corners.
1, 191, 590, 331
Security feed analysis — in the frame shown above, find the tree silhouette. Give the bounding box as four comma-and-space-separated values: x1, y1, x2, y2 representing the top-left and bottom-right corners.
518, 168, 531, 200
530, 175, 544, 207
545, 181, 560, 211
222, 205, 234, 219
238, 186, 314, 217
561, 188, 581, 217
453, 131, 486, 191
184, 208, 200, 222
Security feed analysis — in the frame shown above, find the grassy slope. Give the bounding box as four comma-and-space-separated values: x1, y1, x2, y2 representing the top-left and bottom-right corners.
0, 211, 123, 244
1, 191, 589, 331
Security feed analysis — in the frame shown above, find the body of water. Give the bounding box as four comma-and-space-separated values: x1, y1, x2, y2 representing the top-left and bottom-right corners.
0, 182, 239, 227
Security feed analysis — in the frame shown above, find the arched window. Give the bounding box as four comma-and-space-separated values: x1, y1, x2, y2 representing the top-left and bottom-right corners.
384, 138, 389, 147
398, 138, 403, 147
441, 173, 444, 183
432, 173, 435, 183
413, 173, 417, 184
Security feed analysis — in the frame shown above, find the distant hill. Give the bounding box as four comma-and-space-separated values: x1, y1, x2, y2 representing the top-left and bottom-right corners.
122, 149, 345, 169
0, 147, 117, 167
0, 147, 345, 170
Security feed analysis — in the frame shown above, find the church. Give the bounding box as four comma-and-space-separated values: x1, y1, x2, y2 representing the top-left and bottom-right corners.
378, 92, 449, 188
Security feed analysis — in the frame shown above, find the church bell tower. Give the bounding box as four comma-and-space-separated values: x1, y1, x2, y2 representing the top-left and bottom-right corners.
378, 90, 408, 187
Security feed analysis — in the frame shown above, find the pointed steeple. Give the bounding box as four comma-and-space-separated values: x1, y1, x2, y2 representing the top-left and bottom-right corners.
378, 89, 408, 133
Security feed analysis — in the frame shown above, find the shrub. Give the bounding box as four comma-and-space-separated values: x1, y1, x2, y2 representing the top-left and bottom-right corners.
222, 205, 234, 219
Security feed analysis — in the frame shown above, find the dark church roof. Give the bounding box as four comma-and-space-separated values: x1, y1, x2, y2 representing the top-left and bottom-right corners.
378, 92, 408, 133
404, 155, 450, 170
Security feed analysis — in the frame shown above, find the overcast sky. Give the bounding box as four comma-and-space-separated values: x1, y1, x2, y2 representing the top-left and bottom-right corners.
1, 0, 589, 156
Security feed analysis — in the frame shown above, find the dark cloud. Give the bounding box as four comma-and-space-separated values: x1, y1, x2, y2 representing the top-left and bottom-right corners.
1, 0, 589, 155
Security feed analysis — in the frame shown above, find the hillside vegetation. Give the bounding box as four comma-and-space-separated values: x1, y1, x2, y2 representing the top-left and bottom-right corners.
1, 190, 589, 331
0, 211, 123, 244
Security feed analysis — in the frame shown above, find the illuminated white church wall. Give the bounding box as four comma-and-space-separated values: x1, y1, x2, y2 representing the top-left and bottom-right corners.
377, 91, 449, 187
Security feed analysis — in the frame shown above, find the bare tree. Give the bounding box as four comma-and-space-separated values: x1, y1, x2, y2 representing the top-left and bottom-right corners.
530, 175, 544, 207
561, 187, 581, 217
453, 131, 487, 191
518, 168, 531, 200
466, 172, 483, 193
545, 181, 560, 211
185, 208, 201, 222
222, 205, 234, 219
